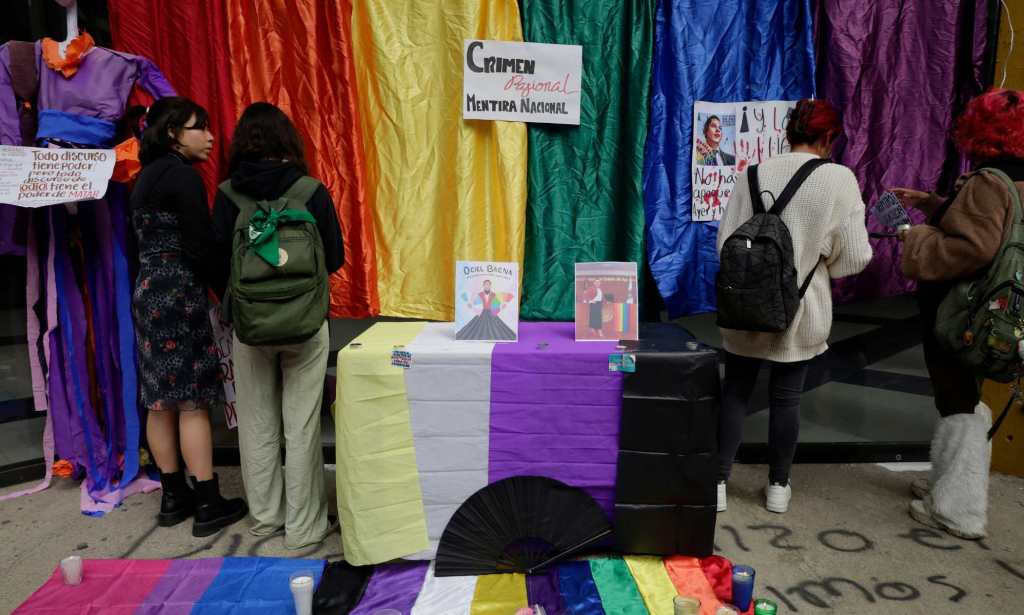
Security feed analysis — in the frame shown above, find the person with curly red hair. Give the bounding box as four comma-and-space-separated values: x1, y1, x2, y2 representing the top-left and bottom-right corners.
893, 89, 1024, 540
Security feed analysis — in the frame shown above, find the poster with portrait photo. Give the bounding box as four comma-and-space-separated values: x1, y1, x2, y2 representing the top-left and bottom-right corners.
691, 100, 798, 222
692, 102, 738, 221
694, 106, 737, 167
455, 261, 519, 341
574, 262, 639, 342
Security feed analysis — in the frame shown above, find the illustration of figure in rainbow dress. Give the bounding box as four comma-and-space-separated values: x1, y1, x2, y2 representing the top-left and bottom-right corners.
456, 279, 517, 341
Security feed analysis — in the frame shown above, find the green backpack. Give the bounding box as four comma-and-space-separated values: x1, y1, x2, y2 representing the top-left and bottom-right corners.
935, 168, 1024, 383
219, 176, 329, 346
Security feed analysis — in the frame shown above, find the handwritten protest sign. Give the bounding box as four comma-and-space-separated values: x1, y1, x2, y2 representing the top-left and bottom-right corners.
736, 101, 796, 171
209, 306, 238, 430
463, 40, 582, 125
0, 145, 115, 208
692, 100, 797, 221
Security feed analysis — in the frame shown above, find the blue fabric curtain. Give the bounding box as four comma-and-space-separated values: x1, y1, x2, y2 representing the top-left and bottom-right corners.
643, 0, 817, 317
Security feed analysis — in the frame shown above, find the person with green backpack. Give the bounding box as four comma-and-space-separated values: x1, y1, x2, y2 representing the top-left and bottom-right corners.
895, 89, 1024, 540
212, 103, 344, 550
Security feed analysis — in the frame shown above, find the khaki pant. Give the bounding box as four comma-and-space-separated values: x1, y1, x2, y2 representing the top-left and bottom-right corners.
233, 322, 329, 549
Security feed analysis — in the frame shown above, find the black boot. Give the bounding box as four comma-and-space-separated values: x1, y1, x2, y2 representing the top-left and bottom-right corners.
158, 470, 196, 527
192, 473, 248, 538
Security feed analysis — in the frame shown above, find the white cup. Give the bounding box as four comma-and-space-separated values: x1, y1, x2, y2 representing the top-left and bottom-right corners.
289, 572, 315, 615
60, 556, 83, 585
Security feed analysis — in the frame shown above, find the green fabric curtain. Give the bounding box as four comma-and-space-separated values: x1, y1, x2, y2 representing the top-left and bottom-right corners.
519, 0, 655, 320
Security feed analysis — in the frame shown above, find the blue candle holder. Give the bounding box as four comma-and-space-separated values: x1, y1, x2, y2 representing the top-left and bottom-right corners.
732, 565, 755, 611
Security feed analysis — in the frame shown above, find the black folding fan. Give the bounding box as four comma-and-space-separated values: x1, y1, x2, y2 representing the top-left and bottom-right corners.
434, 476, 611, 577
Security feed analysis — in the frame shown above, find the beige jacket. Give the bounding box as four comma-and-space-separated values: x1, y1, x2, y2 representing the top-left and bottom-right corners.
716, 153, 873, 362
902, 171, 1023, 282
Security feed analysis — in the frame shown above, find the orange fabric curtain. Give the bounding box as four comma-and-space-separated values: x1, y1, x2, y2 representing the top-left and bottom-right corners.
226, 0, 379, 318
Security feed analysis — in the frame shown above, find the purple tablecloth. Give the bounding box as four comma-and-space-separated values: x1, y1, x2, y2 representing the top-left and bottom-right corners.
489, 323, 623, 516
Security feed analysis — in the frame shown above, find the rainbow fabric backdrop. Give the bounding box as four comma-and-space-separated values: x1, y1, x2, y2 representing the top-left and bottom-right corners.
15, 555, 744, 615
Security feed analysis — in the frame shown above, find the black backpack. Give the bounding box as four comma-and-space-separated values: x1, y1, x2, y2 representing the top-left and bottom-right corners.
716, 158, 830, 332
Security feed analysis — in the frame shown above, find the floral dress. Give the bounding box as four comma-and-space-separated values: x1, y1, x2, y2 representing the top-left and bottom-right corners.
131, 156, 222, 411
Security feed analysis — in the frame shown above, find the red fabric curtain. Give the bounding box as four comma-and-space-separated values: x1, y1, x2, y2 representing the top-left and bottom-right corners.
108, 0, 378, 317
107, 0, 235, 202
226, 0, 379, 318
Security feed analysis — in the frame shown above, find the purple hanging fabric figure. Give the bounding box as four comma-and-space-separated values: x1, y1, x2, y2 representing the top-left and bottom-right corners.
0, 32, 175, 513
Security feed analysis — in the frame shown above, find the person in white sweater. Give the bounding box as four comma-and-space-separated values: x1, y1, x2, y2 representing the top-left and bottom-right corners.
715, 99, 873, 514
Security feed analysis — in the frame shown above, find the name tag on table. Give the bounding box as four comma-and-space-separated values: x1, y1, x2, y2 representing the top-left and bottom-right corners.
391, 349, 413, 369
608, 353, 636, 373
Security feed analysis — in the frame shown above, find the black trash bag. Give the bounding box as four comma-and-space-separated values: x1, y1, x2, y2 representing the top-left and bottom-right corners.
313, 560, 373, 615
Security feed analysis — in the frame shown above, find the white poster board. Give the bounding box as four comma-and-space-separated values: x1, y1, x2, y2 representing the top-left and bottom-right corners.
463, 40, 582, 125
0, 145, 115, 207
691, 100, 798, 221
454, 261, 519, 341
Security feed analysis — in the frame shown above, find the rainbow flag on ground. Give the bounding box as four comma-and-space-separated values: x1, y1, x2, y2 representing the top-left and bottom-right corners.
15, 555, 750, 615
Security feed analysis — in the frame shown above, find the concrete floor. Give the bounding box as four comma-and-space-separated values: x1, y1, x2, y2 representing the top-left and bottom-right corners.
1, 463, 1022, 613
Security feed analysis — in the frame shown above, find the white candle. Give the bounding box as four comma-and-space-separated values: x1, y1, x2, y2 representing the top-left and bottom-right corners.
290, 574, 314, 615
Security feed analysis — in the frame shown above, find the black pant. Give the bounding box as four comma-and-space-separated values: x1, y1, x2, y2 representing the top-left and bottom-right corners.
918, 284, 981, 417
718, 352, 809, 484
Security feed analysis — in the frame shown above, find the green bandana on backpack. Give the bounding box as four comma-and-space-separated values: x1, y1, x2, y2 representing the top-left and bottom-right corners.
219, 176, 329, 346
247, 207, 316, 266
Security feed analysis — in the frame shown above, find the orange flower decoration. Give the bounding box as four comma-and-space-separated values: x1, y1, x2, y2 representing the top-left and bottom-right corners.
41, 33, 96, 78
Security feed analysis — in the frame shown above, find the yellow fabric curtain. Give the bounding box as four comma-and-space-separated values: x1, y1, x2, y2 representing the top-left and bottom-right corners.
624, 556, 682, 615
351, 0, 528, 320
334, 322, 428, 564
470, 573, 528, 615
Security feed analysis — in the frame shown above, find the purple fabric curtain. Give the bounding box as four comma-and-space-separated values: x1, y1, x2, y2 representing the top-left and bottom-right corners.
815, 0, 991, 302
48, 196, 140, 499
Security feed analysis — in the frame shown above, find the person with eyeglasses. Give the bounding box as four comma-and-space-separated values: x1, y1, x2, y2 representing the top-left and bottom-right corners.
131, 96, 247, 537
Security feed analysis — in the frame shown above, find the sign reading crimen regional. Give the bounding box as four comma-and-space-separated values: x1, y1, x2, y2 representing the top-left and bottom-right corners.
463, 40, 582, 125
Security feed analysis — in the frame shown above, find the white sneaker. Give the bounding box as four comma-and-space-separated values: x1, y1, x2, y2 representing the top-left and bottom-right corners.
717, 482, 727, 512
765, 482, 791, 513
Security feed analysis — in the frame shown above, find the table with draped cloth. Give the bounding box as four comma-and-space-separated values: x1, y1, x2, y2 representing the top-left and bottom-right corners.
334, 321, 720, 565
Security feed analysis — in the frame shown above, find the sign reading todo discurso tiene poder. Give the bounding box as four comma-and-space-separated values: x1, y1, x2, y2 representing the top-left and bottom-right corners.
463, 39, 582, 125
0, 145, 115, 208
